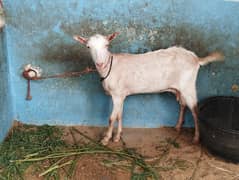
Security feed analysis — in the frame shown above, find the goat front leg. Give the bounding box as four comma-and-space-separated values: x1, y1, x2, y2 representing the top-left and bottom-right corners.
113, 109, 123, 142
101, 95, 124, 145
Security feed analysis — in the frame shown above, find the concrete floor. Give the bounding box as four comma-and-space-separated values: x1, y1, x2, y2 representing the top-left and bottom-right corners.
58, 126, 239, 180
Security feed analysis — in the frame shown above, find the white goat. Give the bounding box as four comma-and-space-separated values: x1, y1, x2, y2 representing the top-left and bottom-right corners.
74, 32, 224, 145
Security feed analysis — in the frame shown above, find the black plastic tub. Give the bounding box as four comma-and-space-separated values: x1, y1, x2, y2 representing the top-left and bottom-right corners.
199, 96, 239, 162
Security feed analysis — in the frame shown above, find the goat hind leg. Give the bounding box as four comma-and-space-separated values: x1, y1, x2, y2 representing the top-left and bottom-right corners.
170, 89, 186, 132
191, 106, 199, 143
183, 90, 199, 143
175, 103, 186, 132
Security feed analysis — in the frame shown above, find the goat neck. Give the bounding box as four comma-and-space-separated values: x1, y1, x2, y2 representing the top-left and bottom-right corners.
96, 53, 113, 80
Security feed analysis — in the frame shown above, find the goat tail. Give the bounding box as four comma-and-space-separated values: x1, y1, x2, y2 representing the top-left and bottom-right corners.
198, 52, 224, 66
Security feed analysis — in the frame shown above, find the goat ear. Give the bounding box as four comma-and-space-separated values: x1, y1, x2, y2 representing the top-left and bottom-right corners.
107, 32, 119, 42
73, 35, 88, 44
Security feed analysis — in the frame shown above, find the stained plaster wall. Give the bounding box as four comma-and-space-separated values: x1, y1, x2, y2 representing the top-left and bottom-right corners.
1, 0, 239, 139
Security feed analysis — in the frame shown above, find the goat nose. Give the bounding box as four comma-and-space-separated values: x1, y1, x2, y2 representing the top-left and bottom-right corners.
96, 62, 104, 67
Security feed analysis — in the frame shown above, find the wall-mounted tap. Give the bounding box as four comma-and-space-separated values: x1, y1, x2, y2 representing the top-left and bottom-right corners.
22, 64, 96, 100
22, 64, 42, 100
23, 64, 42, 80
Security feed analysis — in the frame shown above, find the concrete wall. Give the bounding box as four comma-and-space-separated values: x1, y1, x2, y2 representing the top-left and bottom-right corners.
1, 0, 239, 138
0, 29, 14, 140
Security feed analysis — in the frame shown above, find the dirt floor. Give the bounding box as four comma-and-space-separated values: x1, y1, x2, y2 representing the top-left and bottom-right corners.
15, 126, 239, 179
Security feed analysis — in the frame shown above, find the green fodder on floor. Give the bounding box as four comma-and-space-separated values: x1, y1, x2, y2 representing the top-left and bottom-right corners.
0, 124, 163, 180
0, 124, 67, 179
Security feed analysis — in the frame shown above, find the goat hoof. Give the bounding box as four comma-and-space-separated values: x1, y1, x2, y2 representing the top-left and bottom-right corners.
192, 137, 200, 144
175, 125, 181, 132
101, 137, 109, 146
113, 136, 121, 143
